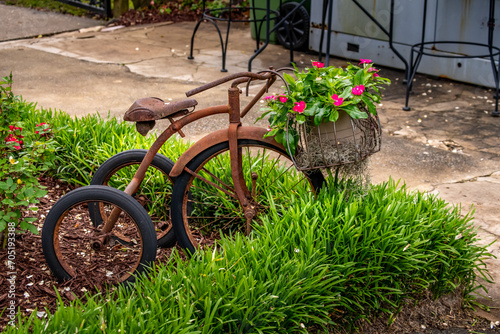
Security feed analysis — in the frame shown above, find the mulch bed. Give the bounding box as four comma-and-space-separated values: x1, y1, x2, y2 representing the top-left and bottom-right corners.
0, 177, 180, 330
108, 0, 248, 27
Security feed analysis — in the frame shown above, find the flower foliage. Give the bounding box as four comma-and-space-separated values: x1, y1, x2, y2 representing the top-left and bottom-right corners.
258, 60, 390, 154
0, 74, 57, 241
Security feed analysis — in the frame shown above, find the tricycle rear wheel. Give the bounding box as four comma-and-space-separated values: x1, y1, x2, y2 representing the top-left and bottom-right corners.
42, 186, 157, 285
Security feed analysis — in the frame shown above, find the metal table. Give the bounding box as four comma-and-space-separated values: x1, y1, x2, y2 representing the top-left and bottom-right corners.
188, 0, 309, 71
317, 0, 500, 116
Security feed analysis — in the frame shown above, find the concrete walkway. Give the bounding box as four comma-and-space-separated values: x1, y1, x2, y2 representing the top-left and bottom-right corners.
0, 4, 103, 41
1, 5, 499, 326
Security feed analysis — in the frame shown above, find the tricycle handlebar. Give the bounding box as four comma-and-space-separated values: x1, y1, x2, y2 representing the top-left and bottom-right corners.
185, 72, 274, 97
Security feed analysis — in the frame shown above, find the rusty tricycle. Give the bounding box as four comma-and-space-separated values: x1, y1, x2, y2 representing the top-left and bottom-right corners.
41, 69, 325, 285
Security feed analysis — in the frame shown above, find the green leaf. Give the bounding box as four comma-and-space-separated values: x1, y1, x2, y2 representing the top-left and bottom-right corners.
283, 73, 296, 85
35, 189, 47, 198
329, 110, 340, 122
296, 114, 306, 124
19, 221, 39, 234
361, 96, 377, 115
314, 107, 326, 125
2, 198, 15, 206
274, 130, 284, 145
339, 87, 351, 99
354, 69, 364, 86
0, 220, 5, 232
341, 105, 368, 119
285, 131, 296, 156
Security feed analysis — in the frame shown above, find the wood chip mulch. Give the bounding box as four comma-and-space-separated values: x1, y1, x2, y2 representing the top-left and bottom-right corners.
0, 177, 179, 330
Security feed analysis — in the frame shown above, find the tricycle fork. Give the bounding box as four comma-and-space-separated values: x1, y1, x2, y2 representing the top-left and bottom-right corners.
227, 87, 256, 235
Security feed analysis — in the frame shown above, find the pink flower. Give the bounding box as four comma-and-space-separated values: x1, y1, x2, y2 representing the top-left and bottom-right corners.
267, 126, 272, 132
352, 85, 365, 96
359, 59, 372, 64
312, 62, 324, 68
367, 67, 378, 72
264, 95, 275, 101
279, 96, 288, 103
293, 101, 306, 113
331, 94, 344, 106
373, 73, 380, 77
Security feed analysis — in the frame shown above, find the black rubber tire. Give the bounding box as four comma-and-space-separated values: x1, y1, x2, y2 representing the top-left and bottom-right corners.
42, 185, 157, 285
90, 150, 176, 248
171, 139, 325, 255
275, 2, 310, 50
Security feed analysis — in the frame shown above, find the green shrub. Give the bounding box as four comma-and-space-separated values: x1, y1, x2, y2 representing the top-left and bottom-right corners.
0, 75, 57, 239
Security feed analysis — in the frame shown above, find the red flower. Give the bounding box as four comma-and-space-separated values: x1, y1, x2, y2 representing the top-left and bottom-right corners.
359, 59, 372, 64
5, 134, 22, 150
279, 96, 288, 103
312, 62, 325, 68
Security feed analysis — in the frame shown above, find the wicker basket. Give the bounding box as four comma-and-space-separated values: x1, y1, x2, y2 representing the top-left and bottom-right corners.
288, 110, 382, 171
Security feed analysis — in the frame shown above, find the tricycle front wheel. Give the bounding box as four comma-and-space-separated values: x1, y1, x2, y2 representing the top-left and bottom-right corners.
171, 139, 325, 255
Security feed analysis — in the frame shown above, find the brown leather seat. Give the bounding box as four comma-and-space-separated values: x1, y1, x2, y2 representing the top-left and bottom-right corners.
124, 97, 198, 136
124, 97, 198, 122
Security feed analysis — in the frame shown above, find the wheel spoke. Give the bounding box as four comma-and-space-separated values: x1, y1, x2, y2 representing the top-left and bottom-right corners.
43, 186, 156, 286
173, 140, 324, 254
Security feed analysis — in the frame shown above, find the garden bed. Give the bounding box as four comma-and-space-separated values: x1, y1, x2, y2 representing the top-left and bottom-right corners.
0, 85, 496, 332
0, 177, 184, 329
0, 176, 496, 333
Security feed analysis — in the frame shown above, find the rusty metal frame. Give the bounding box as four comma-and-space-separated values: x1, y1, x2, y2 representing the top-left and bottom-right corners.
99, 70, 287, 237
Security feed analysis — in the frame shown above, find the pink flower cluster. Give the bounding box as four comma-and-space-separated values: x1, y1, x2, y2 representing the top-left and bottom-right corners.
4, 122, 52, 150
5, 126, 23, 150
312, 62, 324, 68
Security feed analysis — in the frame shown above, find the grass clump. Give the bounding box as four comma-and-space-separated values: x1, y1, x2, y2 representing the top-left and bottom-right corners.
5, 176, 492, 332
23, 108, 190, 185
4, 0, 91, 17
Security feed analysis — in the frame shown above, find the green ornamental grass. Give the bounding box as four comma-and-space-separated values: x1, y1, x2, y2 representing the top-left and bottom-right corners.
2, 91, 493, 333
